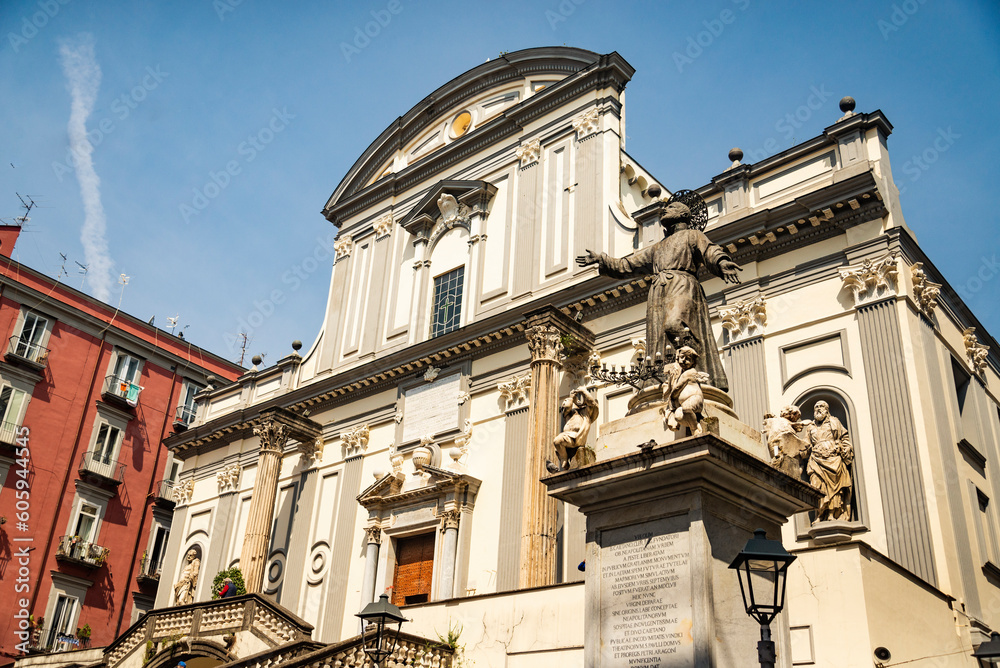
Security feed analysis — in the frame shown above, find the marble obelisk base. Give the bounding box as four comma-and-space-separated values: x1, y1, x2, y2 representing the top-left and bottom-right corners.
544, 427, 819, 668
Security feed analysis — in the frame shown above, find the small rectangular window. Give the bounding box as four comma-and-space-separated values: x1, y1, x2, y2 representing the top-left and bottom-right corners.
113, 352, 142, 384
431, 267, 464, 338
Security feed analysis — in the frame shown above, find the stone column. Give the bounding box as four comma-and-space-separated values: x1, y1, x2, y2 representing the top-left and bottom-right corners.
437, 509, 461, 599
518, 306, 595, 588
360, 526, 382, 607
241, 418, 288, 594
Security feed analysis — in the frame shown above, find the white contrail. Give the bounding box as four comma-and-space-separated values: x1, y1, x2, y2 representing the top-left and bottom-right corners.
59, 34, 114, 302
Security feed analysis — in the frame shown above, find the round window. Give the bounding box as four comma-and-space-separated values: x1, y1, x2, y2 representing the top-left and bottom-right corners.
451, 111, 472, 138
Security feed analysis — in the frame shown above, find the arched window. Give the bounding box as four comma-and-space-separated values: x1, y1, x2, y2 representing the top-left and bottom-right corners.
427, 227, 470, 338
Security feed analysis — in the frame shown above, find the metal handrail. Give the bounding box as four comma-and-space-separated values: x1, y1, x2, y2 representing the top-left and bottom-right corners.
7, 335, 50, 366
78, 451, 125, 484
175, 404, 196, 425
56, 535, 110, 568
102, 374, 142, 406
0, 419, 22, 445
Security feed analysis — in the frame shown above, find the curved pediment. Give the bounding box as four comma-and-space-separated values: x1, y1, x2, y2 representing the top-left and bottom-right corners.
323, 47, 634, 225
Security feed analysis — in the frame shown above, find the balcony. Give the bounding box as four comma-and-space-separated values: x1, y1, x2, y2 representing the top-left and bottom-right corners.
102, 374, 142, 409
0, 419, 23, 453
137, 553, 163, 585
153, 479, 176, 508
24, 626, 92, 654
78, 452, 125, 487
173, 404, 196, 431
6, 335, 49, 371
56, 535, 109, 569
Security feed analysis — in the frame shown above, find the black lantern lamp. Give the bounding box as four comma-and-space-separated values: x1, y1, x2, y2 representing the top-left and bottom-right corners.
356, 594, 407, 666
729, 529, 797, 668
974, 632, 1000, 664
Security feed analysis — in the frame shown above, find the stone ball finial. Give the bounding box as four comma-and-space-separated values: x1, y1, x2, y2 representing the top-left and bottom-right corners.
839, 96, 856, 114
728, 147, 743, 163
292, 340, 302, 351
251, 354, 262, 366
646, 183, 662, 200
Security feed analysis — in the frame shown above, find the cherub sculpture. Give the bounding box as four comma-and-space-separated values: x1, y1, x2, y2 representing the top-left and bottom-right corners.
660, 346, 709, 435
548, 387, 599, 472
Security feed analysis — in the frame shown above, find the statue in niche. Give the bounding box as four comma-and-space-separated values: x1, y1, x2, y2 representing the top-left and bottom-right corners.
763, 405, 811, 478
576, 190, 741, 391
548, 387, 599, 472
806, 401, 853, 522
172, 549, 201, 606
660, 346, 709, 435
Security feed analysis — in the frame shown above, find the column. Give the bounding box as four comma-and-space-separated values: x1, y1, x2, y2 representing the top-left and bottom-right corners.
360, 526, 382, 607
241, 418, 287, 594
437, 510, 460, 599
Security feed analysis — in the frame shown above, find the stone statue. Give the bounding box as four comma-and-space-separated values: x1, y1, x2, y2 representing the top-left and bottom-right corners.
660, 346, 709, 435
172, 549, 201, 606
576, 191, 741, 391
763, 405, 811, 478
806, 401, 853, 522
548, 387, 599, 472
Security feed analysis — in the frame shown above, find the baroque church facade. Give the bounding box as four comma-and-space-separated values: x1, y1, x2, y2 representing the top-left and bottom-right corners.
36, 47, 1000, 668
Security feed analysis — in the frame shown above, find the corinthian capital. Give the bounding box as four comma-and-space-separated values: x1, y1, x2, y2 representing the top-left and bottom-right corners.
253, 419, 289, 455
839, 252, 899, 307
526, 325, 564, 364
363, 525, 382, 544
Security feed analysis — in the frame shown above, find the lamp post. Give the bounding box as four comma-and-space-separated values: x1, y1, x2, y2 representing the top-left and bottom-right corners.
974, 632, 1000, 664
729, 529, 797, 668
356, 594, 407, 667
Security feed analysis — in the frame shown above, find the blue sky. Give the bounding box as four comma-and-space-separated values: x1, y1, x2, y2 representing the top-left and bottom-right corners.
1, 0, 998, 366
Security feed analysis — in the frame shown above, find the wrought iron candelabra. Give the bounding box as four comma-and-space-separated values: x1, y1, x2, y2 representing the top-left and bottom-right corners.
590, 349, 674, 390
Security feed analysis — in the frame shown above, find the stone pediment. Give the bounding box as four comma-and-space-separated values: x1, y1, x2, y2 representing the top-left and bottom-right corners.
397, 180, 497, 241
357, 465, 480, 510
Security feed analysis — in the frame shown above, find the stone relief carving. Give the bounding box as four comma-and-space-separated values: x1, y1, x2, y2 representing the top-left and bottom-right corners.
427, 195, 473, 246
423, 366, 441, 382
373, 214, 394, 238
216, 464, 242, 494
516, 138, 541, 167
839, 251, 899, 306
763, 405, 810, 479
389, 441, 404, 475
547, 387, 599, 473
659, 346, 709, 436
526, 324, 564, 364
334, 234, 354, 260
300, 438, 324, 466
173, 478, 194, 505
572, 107, 600, 140
720, 295, 767, 342
498, 373, 531, 411
254, 419, 289, 455
341, 424, 370, 456
456, 390, 471, 405
910, 262, 941, 317
806, 401, 853, 523
964, 327, 990, 377
172, 548, 200, 606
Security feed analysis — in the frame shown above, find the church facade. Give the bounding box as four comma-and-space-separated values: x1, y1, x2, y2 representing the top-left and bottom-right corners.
49, 47, 1000, 668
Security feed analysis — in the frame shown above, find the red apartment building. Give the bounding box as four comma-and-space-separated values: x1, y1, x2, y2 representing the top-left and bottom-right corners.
0, 224, 243, 665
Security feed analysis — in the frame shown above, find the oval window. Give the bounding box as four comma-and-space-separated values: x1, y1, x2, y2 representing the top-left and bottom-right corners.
451, 111, 472, 138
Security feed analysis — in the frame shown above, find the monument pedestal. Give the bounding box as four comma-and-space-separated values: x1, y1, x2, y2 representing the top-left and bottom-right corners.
544, 429, 819, 667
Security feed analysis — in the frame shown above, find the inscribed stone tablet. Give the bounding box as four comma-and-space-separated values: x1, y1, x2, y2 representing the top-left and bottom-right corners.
402, 373, 461, 442
601, 519, 694, 666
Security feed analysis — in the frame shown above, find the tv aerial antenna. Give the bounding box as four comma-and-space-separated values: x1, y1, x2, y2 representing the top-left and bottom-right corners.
167, 315, 180, 335
14, 193, 35, 226
75, 261, 89, 289
58, 253, 68, 280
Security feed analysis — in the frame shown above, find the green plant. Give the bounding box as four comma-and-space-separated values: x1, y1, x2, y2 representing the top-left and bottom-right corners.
432, 622, 472, 667
76, 624, 91, 639
142, 640, 156, 667
212, 567, 247, 598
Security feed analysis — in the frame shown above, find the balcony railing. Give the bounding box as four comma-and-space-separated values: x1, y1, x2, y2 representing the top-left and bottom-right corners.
102, 374, 143, 408
25, 626, 91, 654
78, 452, 125, 485
6, 335, 49, 369
0, 419, 23, 447
174, 404, 196, 429
153, 479, 175, 507
56, 535, 109, 569
137, 554, 163, 584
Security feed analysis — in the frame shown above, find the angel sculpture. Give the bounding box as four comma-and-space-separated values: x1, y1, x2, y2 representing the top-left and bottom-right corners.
548, 387, 599, 472
660, 346, 709, 435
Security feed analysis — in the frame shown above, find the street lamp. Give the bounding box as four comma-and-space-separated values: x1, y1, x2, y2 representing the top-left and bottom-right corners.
974, 632, 1000, 664
729, 529, 797, 668
356, 594, 407, 666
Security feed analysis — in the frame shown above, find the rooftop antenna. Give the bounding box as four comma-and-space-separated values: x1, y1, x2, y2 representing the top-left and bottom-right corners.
58, 252, 68, 280
75, 260, 89, 289
167, 315, 179, 335
14, 193, 35, 226
237, 330, 251, 366
116, 273, 130, 309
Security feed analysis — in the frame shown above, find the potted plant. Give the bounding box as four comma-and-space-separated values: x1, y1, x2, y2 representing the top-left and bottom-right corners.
76, 624, 91, 647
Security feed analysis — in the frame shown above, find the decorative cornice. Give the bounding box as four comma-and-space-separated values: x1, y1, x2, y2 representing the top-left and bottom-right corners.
839, 251, 899, 307
910, 262, 941, 318
572, 107, 600, 140
720, 296, 767, 342
173, 478, 194, 506
964, 327, 990, 378
216, 464, 242, 494
516, 138, 541, 168
341, 424, 370, 456
498, 373, 531, 412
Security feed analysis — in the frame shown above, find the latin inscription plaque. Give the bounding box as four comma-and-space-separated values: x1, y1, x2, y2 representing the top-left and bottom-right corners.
401, 373, 461, 443
600, 520, 694, 666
